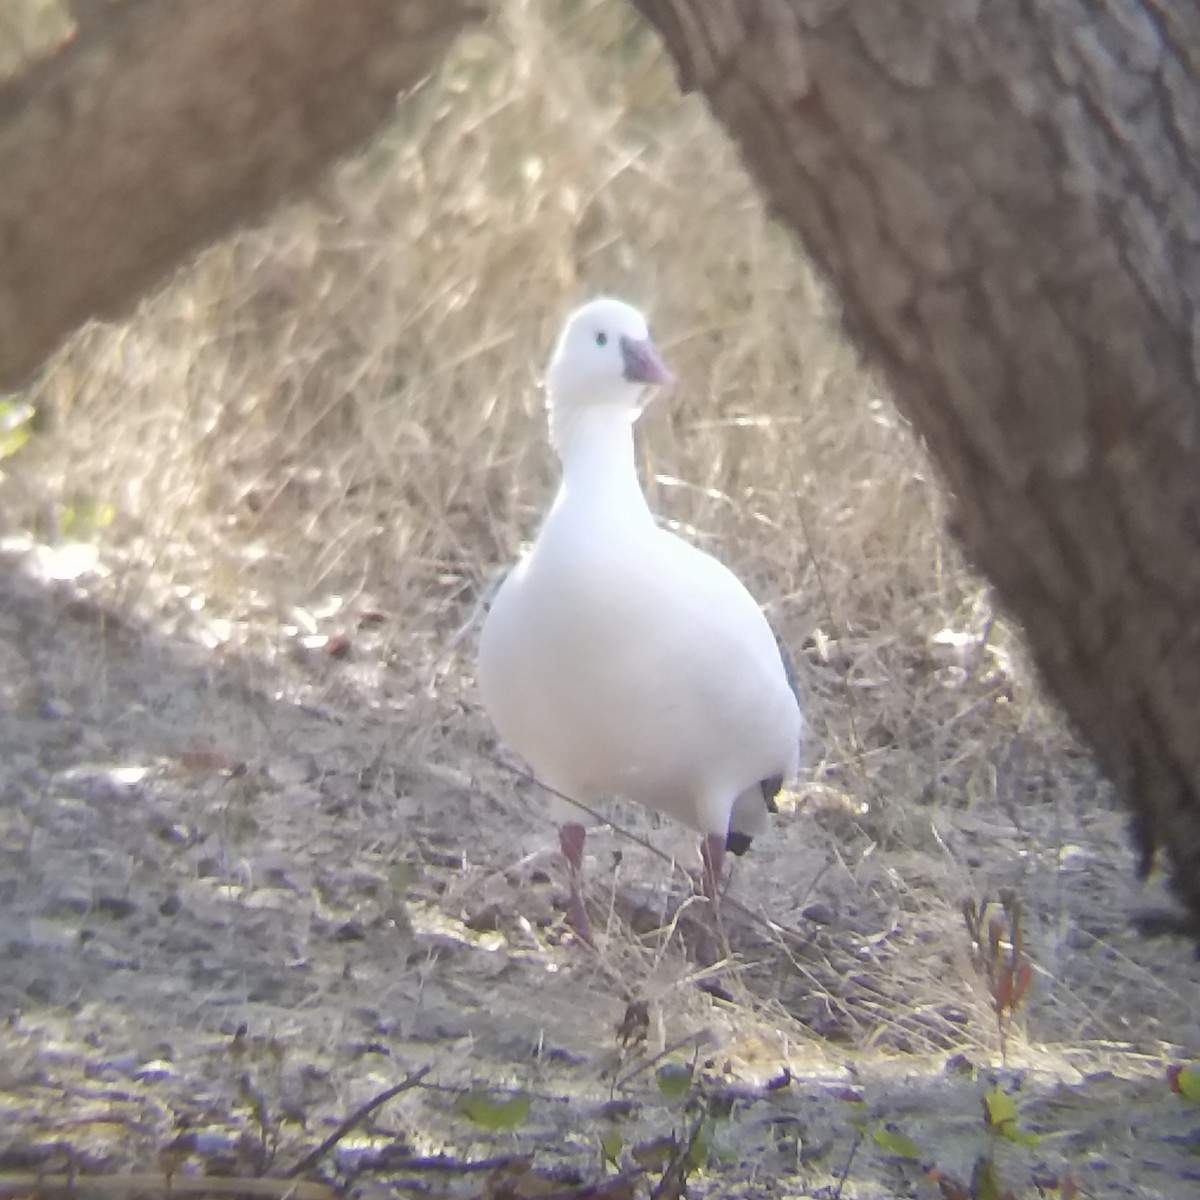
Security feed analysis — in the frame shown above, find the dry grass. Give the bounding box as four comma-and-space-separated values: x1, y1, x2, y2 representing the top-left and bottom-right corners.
3, 2, 1198, 1194
0, 0, 1106, 1016
0, 0, 71, 79
8, 0, 1029, 742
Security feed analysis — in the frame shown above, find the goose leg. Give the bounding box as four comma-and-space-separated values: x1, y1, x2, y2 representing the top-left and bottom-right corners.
558, 823, 595, 947
696, 833, 727, 967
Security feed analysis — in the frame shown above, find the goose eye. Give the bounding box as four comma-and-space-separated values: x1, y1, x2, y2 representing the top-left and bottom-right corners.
595, 332, 608, 348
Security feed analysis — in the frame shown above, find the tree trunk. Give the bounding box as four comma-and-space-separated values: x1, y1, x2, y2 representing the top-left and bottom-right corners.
0, 0, 483, 389
632, 0, 1200, 927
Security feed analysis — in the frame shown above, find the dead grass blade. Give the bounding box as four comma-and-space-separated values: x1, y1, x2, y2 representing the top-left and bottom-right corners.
286, 1064, 432, 1178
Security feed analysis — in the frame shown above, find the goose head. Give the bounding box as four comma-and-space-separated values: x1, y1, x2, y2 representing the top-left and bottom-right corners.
545, 298, 673, 449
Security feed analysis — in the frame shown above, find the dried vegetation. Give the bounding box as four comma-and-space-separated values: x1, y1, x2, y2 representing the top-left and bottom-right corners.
0, 2, 1198, 1197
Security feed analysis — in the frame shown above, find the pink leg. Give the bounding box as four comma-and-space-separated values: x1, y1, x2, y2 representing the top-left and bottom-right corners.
700, 833, 726, 903
696, 833, 727, 967
559, 823, 595, 947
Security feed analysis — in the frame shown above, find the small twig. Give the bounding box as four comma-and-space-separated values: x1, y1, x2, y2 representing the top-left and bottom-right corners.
346, 1148, 647, 1200
495, 755, 681, 870
831, 1130, 863, 1200
494, 756, 821, 946
427, 565, 507, 692
341, 1149, 530, 1176
238, 1071, 275, 1172
415, 1078, 577, 1106
286, 1065, 432, 1178
613, 1031, 710, 1094
541, 1168, 647, 1200
0, 1175, 333, 1199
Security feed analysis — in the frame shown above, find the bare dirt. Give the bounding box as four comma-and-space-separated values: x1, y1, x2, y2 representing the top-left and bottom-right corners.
1, 540, 1197, 1200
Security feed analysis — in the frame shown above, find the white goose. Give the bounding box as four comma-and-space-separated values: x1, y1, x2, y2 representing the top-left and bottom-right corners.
477, 297, 802, 949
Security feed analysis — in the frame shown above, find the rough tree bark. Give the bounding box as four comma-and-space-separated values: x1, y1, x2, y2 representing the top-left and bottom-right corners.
632, 0, 1200, 926
0, 0, 483, 389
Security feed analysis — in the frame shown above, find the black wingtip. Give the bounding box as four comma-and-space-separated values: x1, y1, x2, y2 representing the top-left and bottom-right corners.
726, 830, 754, 857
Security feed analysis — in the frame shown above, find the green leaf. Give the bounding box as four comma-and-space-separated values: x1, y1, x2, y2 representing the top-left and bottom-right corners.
971, 1154, 1004, 1200
0, 397, 35, 461
983, 1086, 1038, 1146
600, 1129, 623, 1166
54, 498, 114, 538
655, 1062, 693, 1102
871, 1124, 921, 1160
1001, 1124, 1041, 1147
0, 422, 30, 460
685, 1115, 716, 1170
631, 1135, 675, 1169
89, 500, 116, 529
1171, 1066, 1200, 1102
984, 1086, 1018, 1129
455, 1090, 530, 1131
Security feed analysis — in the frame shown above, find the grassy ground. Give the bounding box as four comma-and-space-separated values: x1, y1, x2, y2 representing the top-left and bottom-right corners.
1, 2, 1198, 1196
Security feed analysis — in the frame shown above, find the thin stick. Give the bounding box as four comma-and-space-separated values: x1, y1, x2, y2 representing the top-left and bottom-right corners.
831, 1131, 863, 1200
495, 757, 821, 946
343, 1151, 528, 1174
612, 1031, 710, 1094
286, 1064, 432, 1178
0, 1175, 333, 1199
